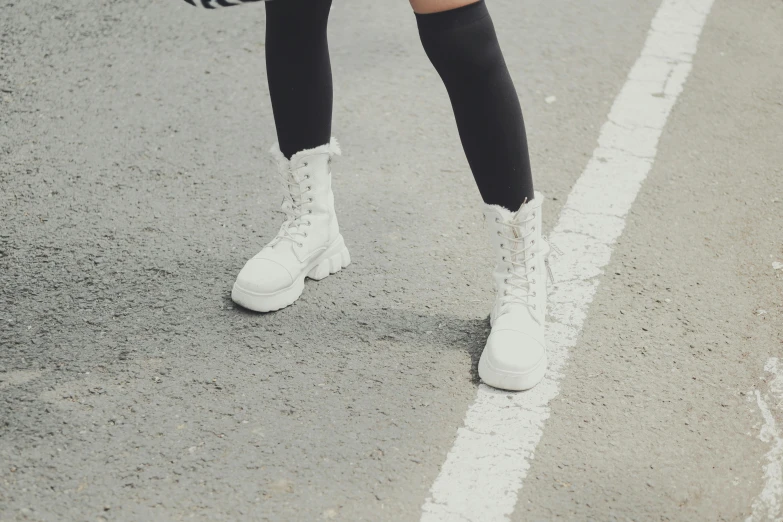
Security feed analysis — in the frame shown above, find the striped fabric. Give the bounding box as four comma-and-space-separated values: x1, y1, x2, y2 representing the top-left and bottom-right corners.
182, 0, 267, 8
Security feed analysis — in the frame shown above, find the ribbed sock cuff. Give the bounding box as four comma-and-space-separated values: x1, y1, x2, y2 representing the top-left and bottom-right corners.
414, 0, 489, 32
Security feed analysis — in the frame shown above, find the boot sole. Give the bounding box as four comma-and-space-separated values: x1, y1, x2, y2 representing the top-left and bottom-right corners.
478, 351, 547, 391
231, 235, 351, 313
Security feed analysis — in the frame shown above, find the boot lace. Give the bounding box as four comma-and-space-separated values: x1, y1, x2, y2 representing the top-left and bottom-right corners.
274, 163, 313, 248
495, 213, 540, 317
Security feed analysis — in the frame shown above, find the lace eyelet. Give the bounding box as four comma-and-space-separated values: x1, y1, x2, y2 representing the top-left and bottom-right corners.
308, 198, 313, 202
305, 175, 310, 179
500, 243, 504, 248
532, 266, 536, 271
308, 210, 312, 214
497, 231, 501, 236
308, 186, 312, 190
531, 240, 535, 245
532, 292, 537, 297
502, 256, 506, 261
495, 218, 499, 223
303, 162, 309, 167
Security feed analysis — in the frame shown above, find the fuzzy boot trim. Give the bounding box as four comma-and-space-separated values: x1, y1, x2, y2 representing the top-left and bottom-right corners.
484, 190, 544, 218
269, 137, 341, 166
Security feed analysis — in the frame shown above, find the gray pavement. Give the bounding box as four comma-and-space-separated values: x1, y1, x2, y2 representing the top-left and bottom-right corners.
1, 0, 781, 520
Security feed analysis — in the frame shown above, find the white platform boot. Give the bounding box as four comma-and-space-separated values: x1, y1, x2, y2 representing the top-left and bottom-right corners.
231, 138, 350, 312
478, 191, 552, 391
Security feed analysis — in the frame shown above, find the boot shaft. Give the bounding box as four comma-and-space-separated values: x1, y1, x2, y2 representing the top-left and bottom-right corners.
483, 192, 548, 325
269, 139, 342, 262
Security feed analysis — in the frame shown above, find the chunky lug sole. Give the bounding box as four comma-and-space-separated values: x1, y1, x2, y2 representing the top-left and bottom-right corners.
478, 349, 547, 391
231, 235, 350, 313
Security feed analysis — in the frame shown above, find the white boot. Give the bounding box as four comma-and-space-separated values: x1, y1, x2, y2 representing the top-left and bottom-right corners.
478, 191, 552, 391
231, 138, 351, 312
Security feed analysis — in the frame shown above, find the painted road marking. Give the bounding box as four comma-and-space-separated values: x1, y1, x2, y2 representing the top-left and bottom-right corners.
747, 358, 783, 522
421, 0, 716, 520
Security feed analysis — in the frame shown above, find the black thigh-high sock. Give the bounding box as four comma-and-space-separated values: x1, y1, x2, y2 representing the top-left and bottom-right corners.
416, 1, 534, 210
265, 0, 333, 158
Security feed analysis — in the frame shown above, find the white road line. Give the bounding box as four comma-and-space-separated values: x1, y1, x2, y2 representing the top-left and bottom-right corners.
747, 358, 783, 522
421, 0, 715, 520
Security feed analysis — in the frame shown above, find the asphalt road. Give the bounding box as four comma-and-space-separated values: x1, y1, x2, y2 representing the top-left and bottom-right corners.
1, 0, 782, 520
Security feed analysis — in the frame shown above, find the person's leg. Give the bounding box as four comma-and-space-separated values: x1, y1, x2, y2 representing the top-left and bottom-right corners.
412, 0, 534, 211
412, 0, 548, 392
265, 0, 333, 158
232, 0, 349, 313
